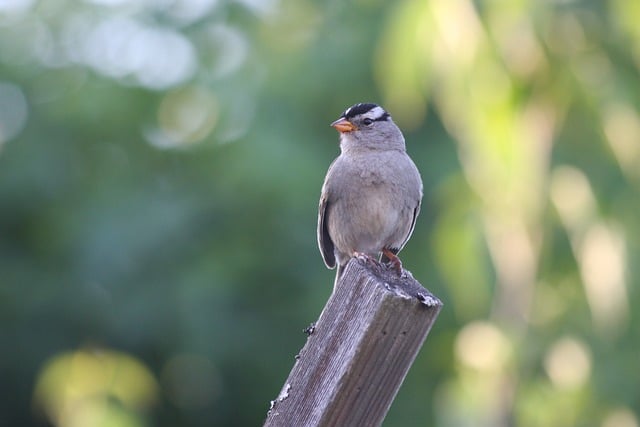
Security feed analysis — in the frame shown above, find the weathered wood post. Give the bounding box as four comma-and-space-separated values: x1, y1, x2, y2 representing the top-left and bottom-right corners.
264, 258, 442, 427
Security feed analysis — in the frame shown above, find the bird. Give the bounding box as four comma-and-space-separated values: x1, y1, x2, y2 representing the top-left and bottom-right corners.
317, 103, 423, 288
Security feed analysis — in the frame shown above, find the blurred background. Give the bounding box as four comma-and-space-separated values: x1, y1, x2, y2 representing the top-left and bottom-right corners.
1, 0, 639, 426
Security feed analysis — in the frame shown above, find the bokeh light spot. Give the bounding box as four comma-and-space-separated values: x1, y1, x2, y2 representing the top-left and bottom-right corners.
455, 321, 511, 372
203, 24, 249, 80
0, 0, 34, 14
602, 408, 639, 427
80, 17, 196, 89
544, 337, 591, 389
579, 224, 628, 334
58, 398, 142, 427
167, 0, 221, 25
149, 86, 218, 148
83, 0, 131, 7
550, 166, 596, 231
33, 348, 158, 427
603, 103, 640, 180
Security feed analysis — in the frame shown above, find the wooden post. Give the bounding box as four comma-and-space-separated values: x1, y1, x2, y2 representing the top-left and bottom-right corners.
264, 258, 442, 427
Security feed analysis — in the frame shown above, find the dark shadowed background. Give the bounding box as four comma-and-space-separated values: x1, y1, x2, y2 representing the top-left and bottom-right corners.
1, 0, 639, 426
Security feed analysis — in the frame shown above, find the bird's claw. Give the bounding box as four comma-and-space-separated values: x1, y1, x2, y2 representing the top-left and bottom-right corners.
353, 251, 405, 277
382, 248, 403, 276
354, 251, 378, 268
354, 252, 388, 276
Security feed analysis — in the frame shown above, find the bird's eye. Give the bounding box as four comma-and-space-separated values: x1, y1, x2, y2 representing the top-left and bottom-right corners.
362, 118, 373, 126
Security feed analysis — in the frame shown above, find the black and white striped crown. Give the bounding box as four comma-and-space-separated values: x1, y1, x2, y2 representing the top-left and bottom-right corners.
341, 103, 390, 122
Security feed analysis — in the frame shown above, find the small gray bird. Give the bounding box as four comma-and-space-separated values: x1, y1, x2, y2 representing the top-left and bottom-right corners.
317, 103, 423, 287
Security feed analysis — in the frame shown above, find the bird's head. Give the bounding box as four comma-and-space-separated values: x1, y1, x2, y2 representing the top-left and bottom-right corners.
331, 103, 405, 152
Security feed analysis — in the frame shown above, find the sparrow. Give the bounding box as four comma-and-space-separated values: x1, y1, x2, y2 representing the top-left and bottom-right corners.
317, 103, 423, 287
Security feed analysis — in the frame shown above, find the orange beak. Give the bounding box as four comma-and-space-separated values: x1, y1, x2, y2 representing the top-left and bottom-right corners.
330, 117, 358, 133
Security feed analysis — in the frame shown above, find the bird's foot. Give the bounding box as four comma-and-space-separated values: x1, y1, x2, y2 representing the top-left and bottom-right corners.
382, 248, 403, 276
353, 251, 381, 271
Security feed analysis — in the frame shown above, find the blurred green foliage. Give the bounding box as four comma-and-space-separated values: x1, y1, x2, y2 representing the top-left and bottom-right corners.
1, 0, 639, 426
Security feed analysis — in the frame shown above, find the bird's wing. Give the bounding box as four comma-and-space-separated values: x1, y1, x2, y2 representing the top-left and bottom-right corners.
397, 199, 421, 253
317, 191, 336, 269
